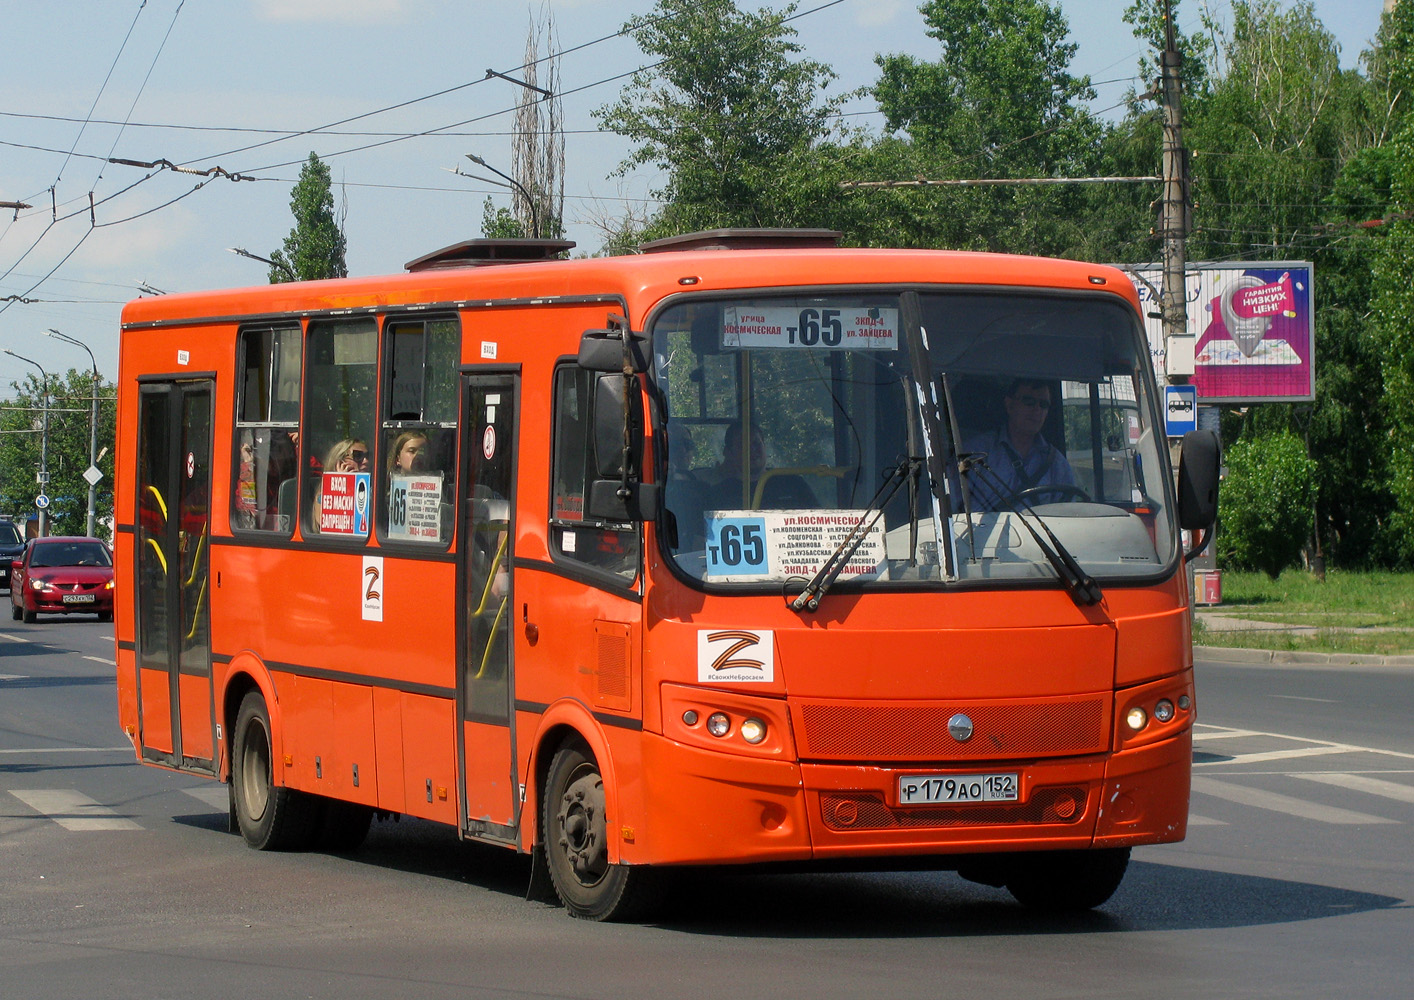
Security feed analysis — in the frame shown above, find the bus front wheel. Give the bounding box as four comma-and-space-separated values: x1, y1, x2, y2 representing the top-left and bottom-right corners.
231, 691, 319, 851
1005, 847, 1131, 911
542, 739, 656, 921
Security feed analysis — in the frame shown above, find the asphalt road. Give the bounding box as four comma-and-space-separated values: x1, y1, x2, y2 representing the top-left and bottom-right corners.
2, 621, 1411, 999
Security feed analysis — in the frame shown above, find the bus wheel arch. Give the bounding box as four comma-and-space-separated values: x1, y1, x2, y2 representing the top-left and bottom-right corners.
219, 652, 281, 782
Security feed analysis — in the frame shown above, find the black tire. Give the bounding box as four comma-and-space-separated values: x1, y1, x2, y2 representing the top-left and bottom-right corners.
316, 798, 374, 853
1005, 847, 1131, 911
22, 607, 36, 624
542, 739, 657, 921
98, 611, 113, 623
231, 691, 320, 850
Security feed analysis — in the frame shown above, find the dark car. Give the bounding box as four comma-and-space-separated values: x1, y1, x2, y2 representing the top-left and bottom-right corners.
0, 518, 24, 589
9, 536, 115, 623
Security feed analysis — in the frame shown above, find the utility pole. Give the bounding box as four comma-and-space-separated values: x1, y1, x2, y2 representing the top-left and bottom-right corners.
46, 329, 101, 537
1159, 0, 1193, 385
6, 350, 51, 537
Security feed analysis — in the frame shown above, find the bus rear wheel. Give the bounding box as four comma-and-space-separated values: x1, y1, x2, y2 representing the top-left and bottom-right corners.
1005, 847, 1131, 911
542, 739, 655, 921
231, 691, 319, 851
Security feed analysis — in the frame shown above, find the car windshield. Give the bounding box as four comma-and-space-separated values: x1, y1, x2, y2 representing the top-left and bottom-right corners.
0, 523, 21, 546
30, 541, 112, 568
652, 290, 1177, 591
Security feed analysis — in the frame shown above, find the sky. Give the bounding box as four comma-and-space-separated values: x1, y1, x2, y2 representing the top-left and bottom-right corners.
0, 0, 1391, 383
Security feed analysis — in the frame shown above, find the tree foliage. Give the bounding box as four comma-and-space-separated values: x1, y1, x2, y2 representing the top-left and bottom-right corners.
1217, 431, 1317, 579
268, 152, 347, 283
0, 369, 116, 539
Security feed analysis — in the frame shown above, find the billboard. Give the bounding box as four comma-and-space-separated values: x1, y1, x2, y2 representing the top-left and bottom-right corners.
1129, 262, 1314, 403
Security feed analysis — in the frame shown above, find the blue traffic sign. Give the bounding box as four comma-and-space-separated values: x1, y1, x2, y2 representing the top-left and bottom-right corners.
1165, 385, 1199, 437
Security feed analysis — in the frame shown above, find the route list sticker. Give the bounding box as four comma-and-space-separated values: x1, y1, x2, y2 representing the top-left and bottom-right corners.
721, 306, 898, 351
704, 509, 885, 583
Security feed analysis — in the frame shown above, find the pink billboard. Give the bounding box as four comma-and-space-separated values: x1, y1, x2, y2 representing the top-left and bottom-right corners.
1130, 262, 1314, 403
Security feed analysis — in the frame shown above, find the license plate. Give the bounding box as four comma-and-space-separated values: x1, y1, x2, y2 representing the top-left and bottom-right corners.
898, 772, 1019, 805
61, 594, 95, 604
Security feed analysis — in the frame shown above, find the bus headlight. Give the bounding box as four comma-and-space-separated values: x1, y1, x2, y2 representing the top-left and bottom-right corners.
739, 718, 767, 744
706, 712, 731, 738
1153, 698, 1175, 723
1125, 707, 1148, 731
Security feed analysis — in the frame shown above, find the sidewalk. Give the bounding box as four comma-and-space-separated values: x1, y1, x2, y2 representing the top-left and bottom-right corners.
1194, 609, 1414, 667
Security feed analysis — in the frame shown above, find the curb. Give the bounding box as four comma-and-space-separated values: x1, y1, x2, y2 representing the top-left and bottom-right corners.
1194, 644, 1414, 668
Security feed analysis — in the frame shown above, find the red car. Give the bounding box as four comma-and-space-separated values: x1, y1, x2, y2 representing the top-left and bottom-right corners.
9, 536, 115, 623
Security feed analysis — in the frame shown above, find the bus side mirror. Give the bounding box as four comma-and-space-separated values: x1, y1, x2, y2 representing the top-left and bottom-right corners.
578, 326, 649, 373
1177, 429, 1220, 530
585, 373, 659, 522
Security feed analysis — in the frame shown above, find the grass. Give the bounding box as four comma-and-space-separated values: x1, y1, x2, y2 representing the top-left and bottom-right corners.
1193, 569, 1414, 657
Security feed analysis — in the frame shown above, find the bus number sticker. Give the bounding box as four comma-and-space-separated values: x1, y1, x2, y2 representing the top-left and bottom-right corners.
721, 306, 898, 351
697, 629, 774, 683
704, 509, 886, 584
389, 473, 444, 541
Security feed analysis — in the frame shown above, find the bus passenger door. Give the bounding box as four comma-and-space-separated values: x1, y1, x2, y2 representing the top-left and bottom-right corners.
458, 373, 518, 843
134, 379, 216, 773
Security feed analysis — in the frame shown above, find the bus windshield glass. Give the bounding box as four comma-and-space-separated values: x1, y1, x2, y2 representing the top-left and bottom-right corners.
653, 291, 1177, 589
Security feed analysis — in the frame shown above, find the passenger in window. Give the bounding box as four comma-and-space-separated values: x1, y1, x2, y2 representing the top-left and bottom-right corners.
325, 438, 370, 473
961, 378, 1076, 511
389, 431, 429, 475
698, 422, 765, 487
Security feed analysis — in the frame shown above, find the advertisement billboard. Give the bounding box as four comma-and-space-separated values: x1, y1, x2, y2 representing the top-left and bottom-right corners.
1128, 261, 1314, 403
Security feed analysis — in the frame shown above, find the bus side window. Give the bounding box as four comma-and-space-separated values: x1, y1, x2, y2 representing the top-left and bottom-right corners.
549, 366, 639, 582
379, 317, 459, 546
302, 318, 377, 540
232, 325, 301, 534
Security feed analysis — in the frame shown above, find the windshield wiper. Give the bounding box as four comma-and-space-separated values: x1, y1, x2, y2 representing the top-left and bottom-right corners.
966, 460, 1104, 606
786, 457, 921, 613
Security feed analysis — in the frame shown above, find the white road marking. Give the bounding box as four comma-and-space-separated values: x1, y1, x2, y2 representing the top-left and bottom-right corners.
0, 633, 31, 643
1292, 772, 1414, 805
1270, 694, 1339, 704
183, 786, 229, 810
83, 655, 116, 666
9, 790, 142, 831
1203, 746, 1364, 766
1186, 813, 1227, 826
1191, 776, 1397, 825
0, 673, 25, 681
1191, 727, 1261, 740
1194, 724, 1414, 762
0, 746, 131, 755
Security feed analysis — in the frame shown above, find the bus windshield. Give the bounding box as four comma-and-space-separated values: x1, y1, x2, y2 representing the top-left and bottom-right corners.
653, 290, 1177, 590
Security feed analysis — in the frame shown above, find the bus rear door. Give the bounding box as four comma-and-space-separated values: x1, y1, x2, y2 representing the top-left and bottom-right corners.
458, 372, 519, 843
134, 378, 216, 772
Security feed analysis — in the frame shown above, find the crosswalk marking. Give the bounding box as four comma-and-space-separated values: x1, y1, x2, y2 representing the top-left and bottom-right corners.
83, 655, 116, 666
1201, 746, 1361, 766
9, 790, 142, 831
0, 673, 24, 681
1292, 772, 1414, 805
1191, 776, 1397, 825
183, 786, 229, 810
1186, 813, 1227, 826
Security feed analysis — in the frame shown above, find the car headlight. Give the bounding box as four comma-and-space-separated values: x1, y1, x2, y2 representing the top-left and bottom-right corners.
30, 578, 44, 592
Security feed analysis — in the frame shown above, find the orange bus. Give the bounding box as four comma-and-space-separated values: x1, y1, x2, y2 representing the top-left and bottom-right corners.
114, 230, 1219, 920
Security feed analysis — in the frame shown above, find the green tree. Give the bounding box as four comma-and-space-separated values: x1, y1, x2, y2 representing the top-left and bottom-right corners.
268, 153, 347, 283
480, 197, 527, 239
1217, 431, 1317, 579
0, 369, 116, 539
864, 0, 1105, 255
594, 0, 848, 239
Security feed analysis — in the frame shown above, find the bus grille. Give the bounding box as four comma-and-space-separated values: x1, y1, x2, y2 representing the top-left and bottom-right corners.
820, 787, 1088, 831
797, 699, 1107, 761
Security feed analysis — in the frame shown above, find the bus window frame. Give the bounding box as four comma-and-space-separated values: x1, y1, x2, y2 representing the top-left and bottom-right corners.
230, 322, 303, 539
374, 312, 461, 553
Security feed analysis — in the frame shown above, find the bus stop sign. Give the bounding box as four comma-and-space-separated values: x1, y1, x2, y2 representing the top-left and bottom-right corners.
1165, 385, 1199, 437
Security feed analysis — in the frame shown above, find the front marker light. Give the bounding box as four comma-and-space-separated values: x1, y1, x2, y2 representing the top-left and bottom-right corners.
739, 718, 767, 744
706, 712, 731, 738
1125, 706, 1148, 731
1154, 698, 1175, 723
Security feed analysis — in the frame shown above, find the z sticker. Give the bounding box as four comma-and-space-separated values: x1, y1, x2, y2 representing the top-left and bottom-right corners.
697, 629, 774, 683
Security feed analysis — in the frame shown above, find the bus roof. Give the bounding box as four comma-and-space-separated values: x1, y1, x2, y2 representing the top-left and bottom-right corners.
120, 245, 1141, 330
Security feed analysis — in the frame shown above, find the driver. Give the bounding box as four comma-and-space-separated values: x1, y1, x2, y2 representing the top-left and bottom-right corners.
961, 378, 1075, 511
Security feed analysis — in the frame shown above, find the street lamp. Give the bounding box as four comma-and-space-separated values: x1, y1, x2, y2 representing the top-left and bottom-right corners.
45, 329, 100, 537
227, 246, 296, 281
465, 153, 540, 239
4, 348, 51, 537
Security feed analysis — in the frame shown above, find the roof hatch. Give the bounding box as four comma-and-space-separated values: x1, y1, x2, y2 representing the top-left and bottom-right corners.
639, 228, 843, 253
404, 238, 575, 272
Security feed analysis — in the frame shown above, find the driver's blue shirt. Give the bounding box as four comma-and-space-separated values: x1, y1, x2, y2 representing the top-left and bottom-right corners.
958, 427, 1074, 511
